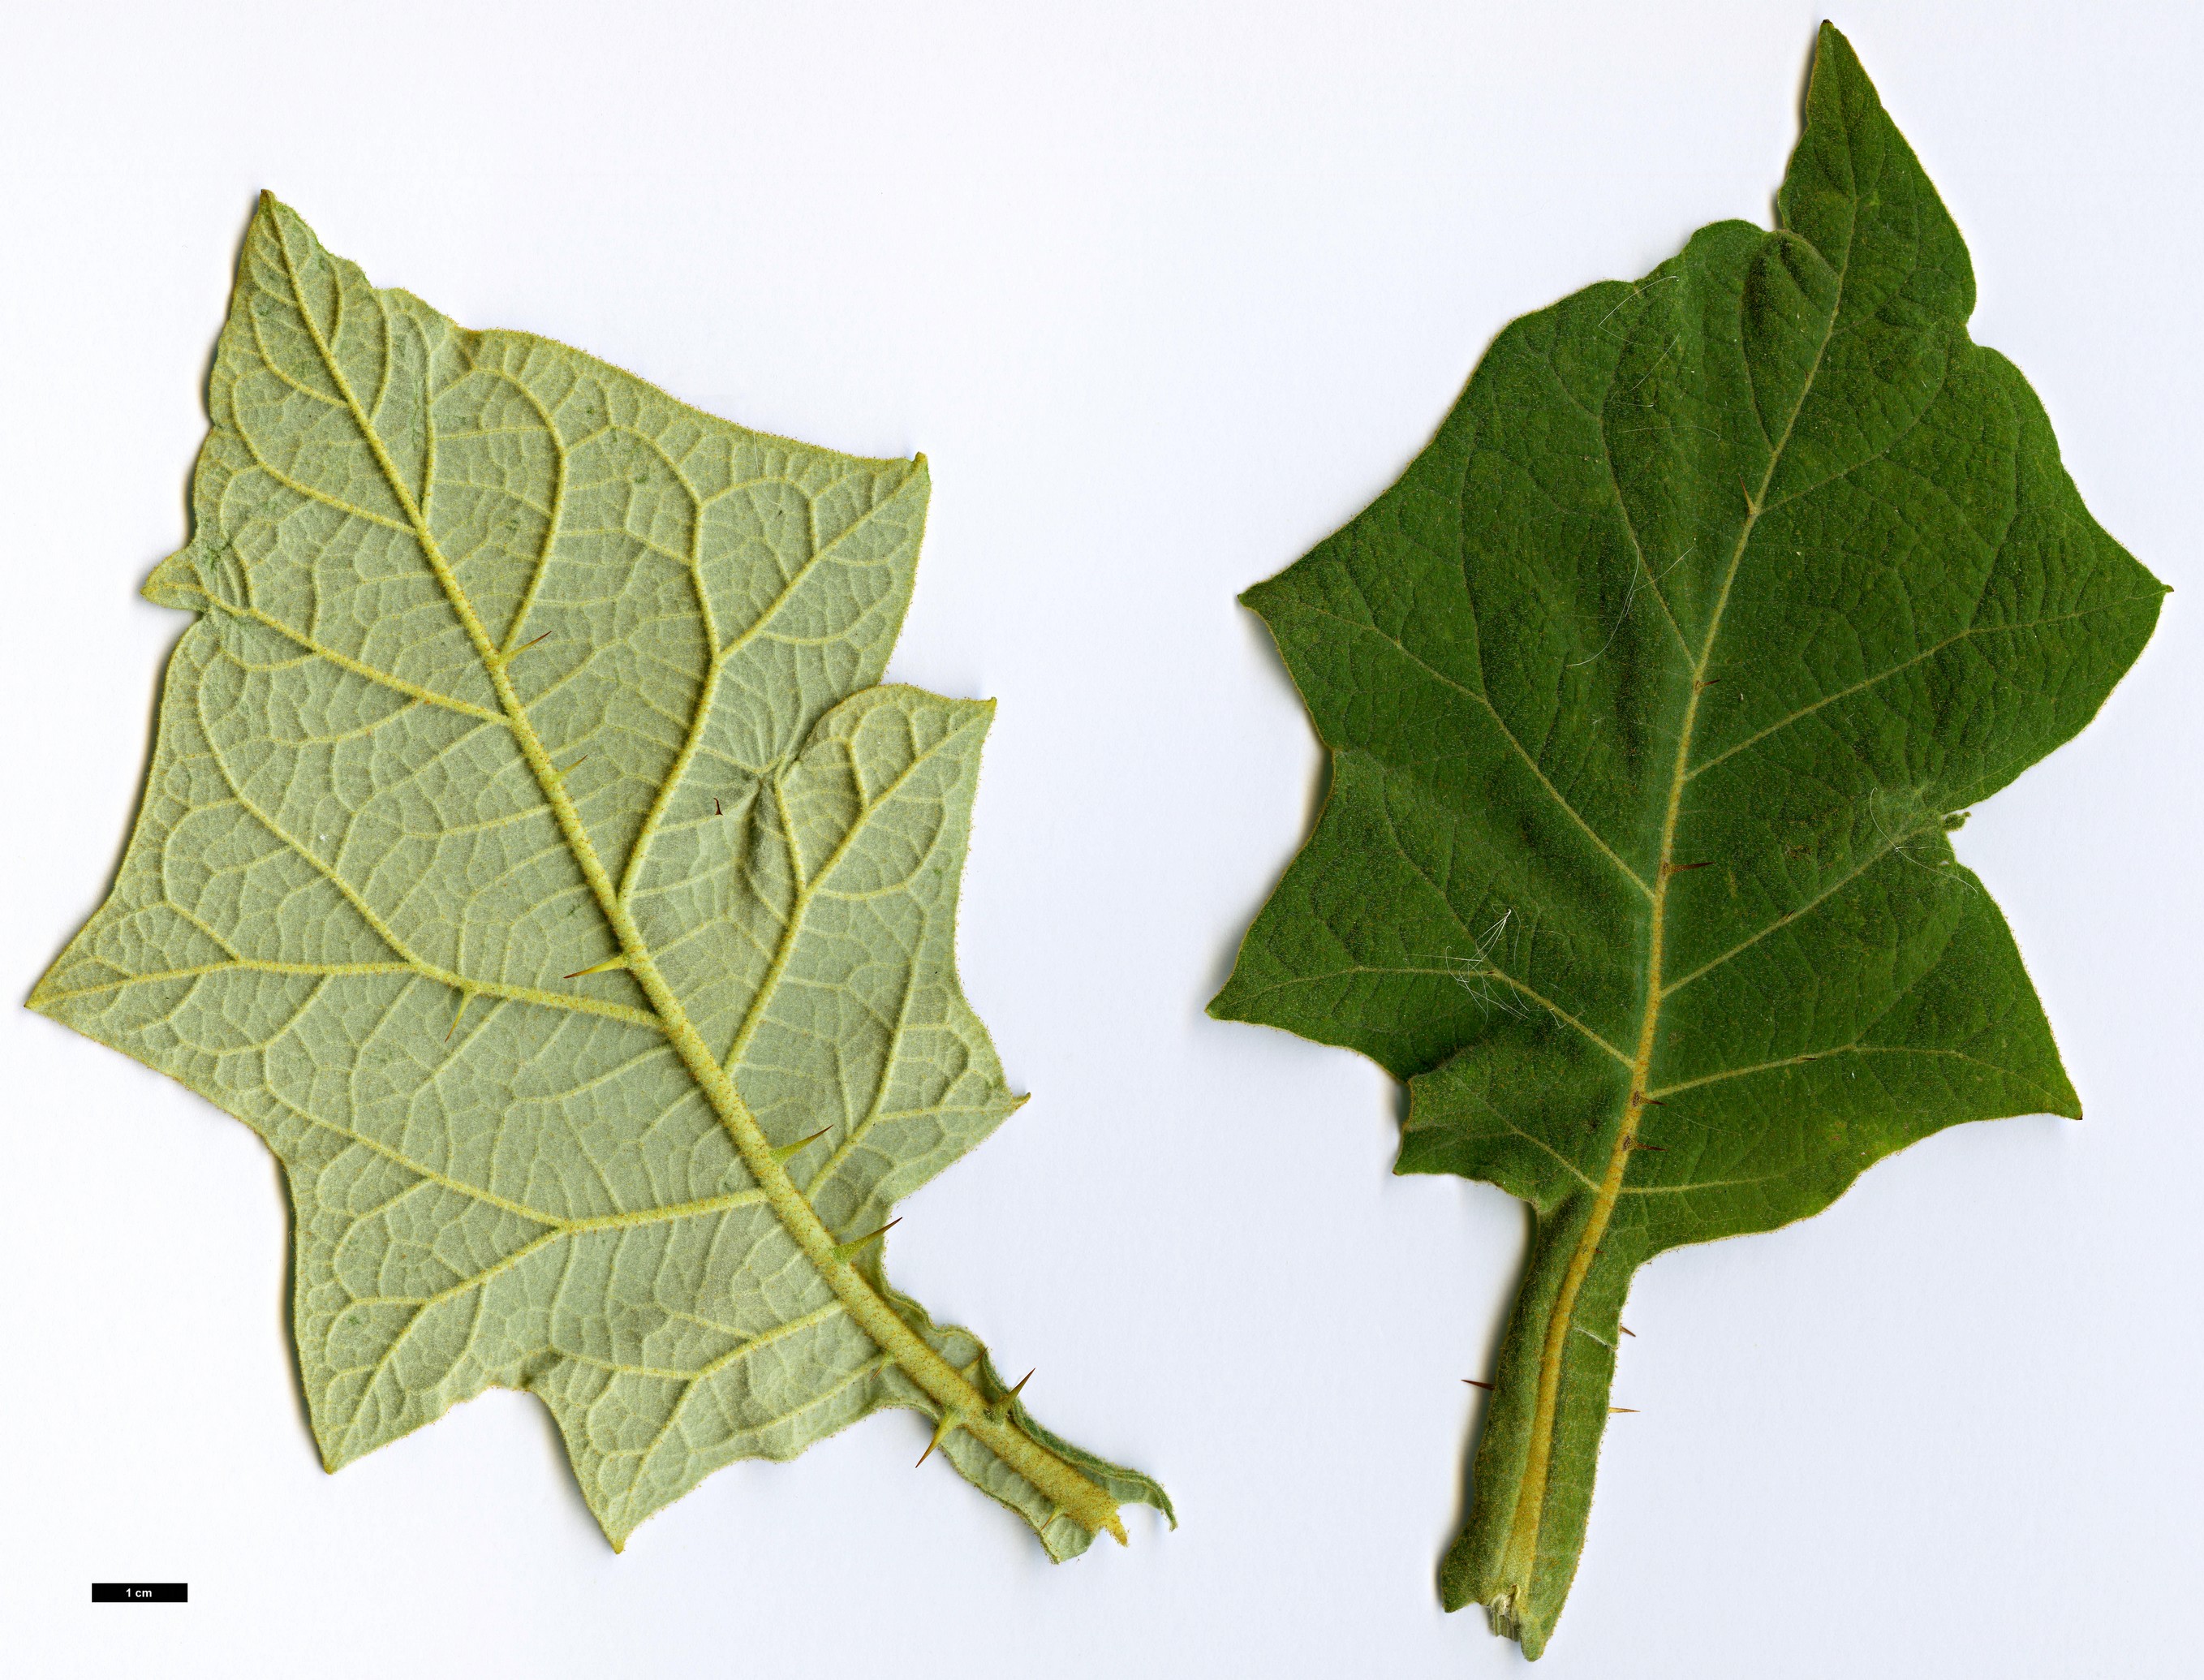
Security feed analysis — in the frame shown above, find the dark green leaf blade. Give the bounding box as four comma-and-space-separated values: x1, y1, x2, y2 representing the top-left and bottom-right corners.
1212, 24, 2159, 1656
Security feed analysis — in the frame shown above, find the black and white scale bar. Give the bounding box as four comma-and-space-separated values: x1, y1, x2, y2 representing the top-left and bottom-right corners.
92, 1583, 187, 1603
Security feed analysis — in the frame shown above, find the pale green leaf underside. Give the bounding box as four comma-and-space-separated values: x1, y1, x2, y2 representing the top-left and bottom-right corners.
34, 196, 1166, 1555
1212, 26, 2159, 1655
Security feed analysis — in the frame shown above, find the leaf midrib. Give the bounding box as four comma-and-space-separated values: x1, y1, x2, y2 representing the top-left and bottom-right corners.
262, 206, 1125, 1542
1489, 218, 1852, 1602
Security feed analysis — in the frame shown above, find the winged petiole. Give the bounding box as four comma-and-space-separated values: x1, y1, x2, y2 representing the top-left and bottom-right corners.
1441, 1186, 1638, 1658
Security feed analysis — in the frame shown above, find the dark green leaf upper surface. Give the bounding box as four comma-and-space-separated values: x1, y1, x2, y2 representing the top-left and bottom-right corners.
1215, 27, 2157, 1243
1211, 25, 2159, 1656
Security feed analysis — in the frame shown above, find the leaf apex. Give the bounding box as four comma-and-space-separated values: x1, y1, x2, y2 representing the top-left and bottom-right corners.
142, 545, 210, 612
252, 190, 296, 237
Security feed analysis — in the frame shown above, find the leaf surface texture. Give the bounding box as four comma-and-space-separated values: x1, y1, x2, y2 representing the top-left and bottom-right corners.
1211, 25, 2159, 1655
35, 196, 1167, 1556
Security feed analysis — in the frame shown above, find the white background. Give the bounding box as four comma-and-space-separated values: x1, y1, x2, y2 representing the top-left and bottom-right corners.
3, 2, 2199, 1674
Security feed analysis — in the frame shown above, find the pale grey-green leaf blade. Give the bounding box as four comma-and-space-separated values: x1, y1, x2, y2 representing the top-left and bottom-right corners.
33, 193, 1164, 1557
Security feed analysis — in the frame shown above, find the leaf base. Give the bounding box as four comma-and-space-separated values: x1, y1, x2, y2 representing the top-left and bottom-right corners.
1441, 1193, 1638, 1661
